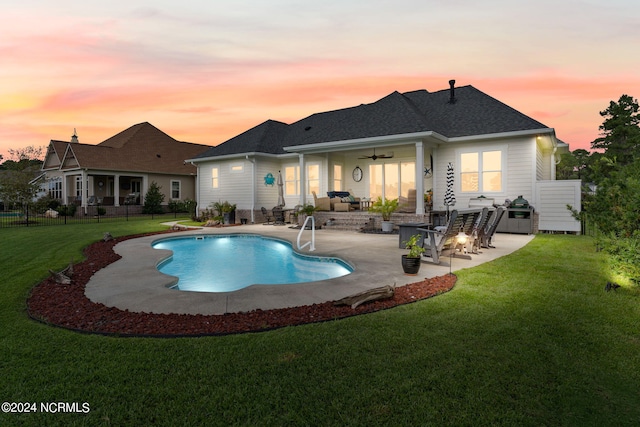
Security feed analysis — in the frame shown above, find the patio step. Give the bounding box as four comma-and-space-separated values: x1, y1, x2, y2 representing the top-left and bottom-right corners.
314, 211, 432, 232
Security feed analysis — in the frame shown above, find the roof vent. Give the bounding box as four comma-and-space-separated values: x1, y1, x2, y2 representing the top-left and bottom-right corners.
448, 80, 456, 104
304, 126, 312, 131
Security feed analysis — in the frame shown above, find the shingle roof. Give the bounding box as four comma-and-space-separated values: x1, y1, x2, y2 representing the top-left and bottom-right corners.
57, 122, 211, 174
193, 84, 551, 159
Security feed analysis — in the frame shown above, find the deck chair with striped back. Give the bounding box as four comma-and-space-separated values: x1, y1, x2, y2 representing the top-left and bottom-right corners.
417, 210, 463, 265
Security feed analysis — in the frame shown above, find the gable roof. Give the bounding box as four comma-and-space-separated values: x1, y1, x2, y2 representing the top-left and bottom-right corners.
46, 122, 211, 175
192, 84, 552, 161
42, 140, 69, 170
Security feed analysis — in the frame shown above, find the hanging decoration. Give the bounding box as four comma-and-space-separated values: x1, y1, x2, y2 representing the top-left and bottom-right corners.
264, 173, 275, 186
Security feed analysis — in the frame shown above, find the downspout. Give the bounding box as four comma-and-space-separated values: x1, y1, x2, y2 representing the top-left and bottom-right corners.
415, 141, 425, 215
246, 155, 256, 223
189, 162, 200, 217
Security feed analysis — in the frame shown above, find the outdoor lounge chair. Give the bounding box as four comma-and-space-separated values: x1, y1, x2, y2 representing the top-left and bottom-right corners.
480, 206, 506, 248
417, 210, 463, 265
261, 207, 274, 225
452, 209, 482, 255
468, 207, 490, 254
312, 191, 331, 211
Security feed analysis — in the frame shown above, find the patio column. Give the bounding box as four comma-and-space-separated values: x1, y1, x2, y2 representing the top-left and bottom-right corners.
415, 141, 425, 215
81, 169, 89, 214
62, 174, 68, 204
114, 174, 120, 206
299, 153, 306, 206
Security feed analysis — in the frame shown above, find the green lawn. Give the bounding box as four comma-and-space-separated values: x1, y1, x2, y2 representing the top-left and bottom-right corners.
2, 222, 640, 426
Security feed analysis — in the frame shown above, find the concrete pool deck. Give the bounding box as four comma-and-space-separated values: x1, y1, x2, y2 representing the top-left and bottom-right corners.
85, 224, 534, 315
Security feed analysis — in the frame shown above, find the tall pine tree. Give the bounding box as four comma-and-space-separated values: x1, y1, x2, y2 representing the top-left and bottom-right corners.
591, 94, 640, 166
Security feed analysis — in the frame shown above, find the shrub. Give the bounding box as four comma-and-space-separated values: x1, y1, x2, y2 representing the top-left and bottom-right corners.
56, 204, 76, 217
143, 181, 165, 214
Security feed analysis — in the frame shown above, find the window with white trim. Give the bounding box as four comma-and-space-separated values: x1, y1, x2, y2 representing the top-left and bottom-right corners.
368, 161, 415, 199
75, 176, 83, 198
285, 166, 299, 196
460, 149, 503, 192
333, 164, 343, 191
48, 177, 62, 200
171, 180, 181, 199
230, 162, 244, 173
307, 163, 320, 195
211, 167, 219, 188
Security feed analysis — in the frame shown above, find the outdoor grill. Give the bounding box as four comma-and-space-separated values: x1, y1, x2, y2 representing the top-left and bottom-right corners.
509, 195, 530, 209
496, 195, 534, 234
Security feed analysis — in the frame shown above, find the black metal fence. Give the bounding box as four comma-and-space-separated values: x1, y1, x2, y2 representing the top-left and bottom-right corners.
0, 203, 192, 228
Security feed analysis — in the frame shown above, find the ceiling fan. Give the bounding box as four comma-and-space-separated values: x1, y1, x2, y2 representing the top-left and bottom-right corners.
358, 148, 394, 161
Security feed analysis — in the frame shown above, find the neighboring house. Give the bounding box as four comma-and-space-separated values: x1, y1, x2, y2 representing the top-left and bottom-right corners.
41, 122, 211, 213
188, 80, 580, 232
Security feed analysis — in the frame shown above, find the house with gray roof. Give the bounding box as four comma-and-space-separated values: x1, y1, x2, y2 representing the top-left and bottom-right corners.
189, 80, 581, 232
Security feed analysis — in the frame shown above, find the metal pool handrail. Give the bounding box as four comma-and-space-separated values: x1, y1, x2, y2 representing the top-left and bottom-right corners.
297, 215, 316, 251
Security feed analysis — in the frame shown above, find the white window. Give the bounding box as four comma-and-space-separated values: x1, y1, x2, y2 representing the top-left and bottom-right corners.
230, 163, 244, 173
460, 149, 503, 192
333, 164, 343, 191
307, 163, 320, 195
211, 167, 219, 188
171, 180, 181, 199
75, 176, 83, 198
285, 166, 299, 196
48, 177, 62, 200
369, 161, 415, 200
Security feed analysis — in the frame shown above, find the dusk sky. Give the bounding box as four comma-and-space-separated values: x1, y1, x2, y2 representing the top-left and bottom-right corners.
1, 0, 639, 161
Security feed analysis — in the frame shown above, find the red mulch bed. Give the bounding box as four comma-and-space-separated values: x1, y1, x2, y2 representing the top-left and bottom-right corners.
26, 231, 456, 337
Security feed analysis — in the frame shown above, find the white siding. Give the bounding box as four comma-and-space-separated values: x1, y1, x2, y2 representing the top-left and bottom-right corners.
435, 137, 535, 209
198, 159, 254, 210
255, 159, 283, 209
536, 180, 581, 233
505, 140, 534, 203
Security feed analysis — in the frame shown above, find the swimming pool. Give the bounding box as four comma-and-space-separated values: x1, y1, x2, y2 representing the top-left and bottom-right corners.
152, 234, 353, 292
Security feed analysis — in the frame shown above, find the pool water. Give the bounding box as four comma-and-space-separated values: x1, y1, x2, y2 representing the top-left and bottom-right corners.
152, 234, 353, 292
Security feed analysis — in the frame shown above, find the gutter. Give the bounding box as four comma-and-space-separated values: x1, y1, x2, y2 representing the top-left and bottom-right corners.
446, 128, 555, 143
283, 131, 447, 153
186, 151, 296, 164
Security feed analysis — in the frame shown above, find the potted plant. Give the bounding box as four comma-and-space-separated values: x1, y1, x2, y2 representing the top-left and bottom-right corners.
296, 203, 317, 228
401, 233, 425, 275
369, 196, 399, 232
211, 201, 237, 225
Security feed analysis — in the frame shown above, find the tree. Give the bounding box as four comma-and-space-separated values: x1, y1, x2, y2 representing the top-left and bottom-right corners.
591, 94, 640, 166
0, 146, 44, 171
0, 145, 45, 209
142, 181, 165, 214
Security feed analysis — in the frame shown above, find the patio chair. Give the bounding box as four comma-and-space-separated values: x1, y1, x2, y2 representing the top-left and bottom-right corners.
480, 206, 506, 248
417, 210, 463, 265
451, 209, 482, 256
312, 191, 331, 211
261, 207, 274, 225
272, 206, 285, 225
468, 207, 490, 254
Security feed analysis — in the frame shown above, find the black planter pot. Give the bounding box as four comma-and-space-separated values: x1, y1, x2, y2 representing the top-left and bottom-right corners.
401, 255, 421, 275
223, 211, 236, 225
